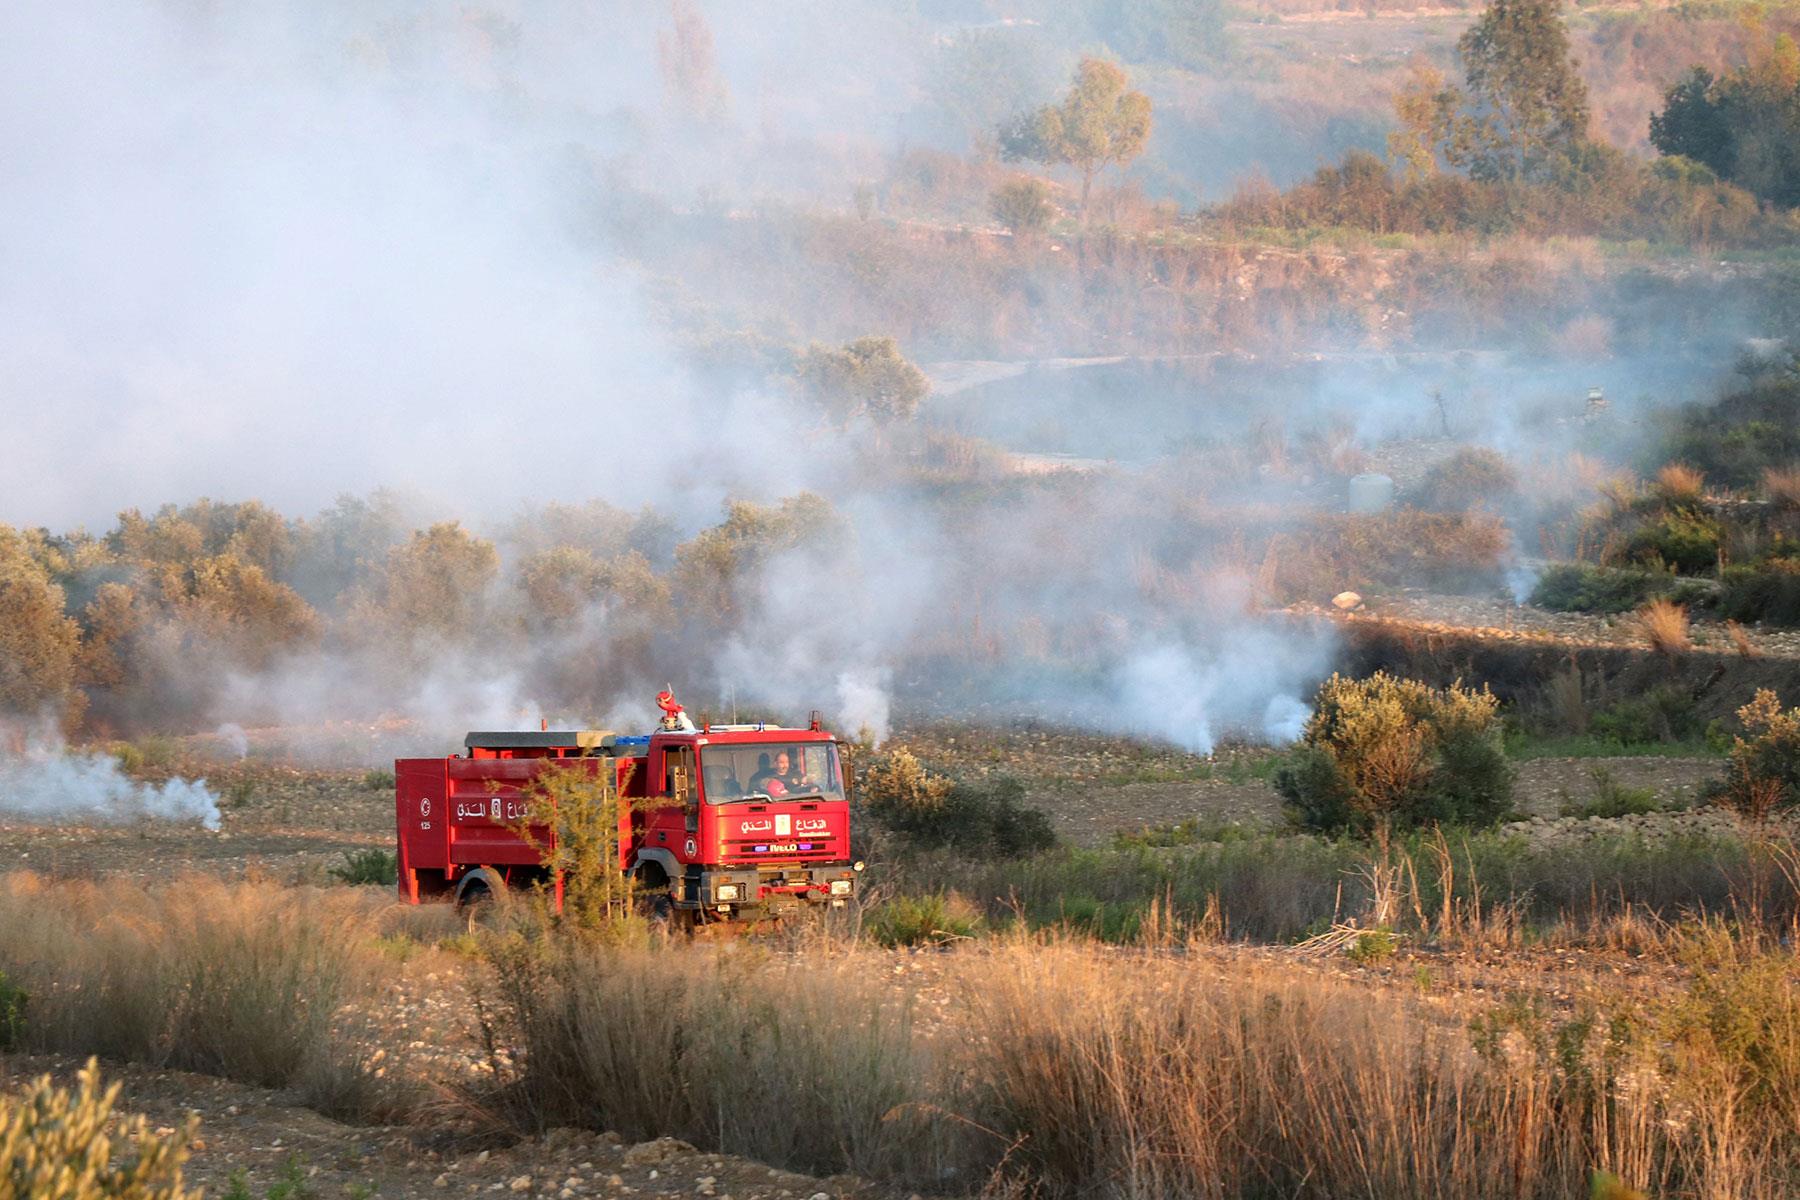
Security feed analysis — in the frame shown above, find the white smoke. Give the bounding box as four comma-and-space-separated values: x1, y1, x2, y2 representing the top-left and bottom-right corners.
0, 724, 222, 829
1103, 625, 1332, 755
213, 722, 250, 759
835, 666, 893, 745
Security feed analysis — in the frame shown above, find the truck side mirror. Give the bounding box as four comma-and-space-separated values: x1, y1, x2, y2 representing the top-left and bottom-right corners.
670, 765, 693, 806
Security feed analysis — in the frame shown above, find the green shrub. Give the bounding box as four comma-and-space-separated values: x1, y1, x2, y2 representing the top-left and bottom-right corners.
1113, 817, 1255, 847
360, 768, 396, 791
1531, 563, 1671, 613
1410, 447, 1518, 513
1713, 690, 1800, 823
1275, 673, 1515, 838
1661, 936, 1800, 1154
328, 849, 397, 887
131, 736, 181, 770
866, 893, 983, 947
1346, 927, 1399, 964
1661, 366, 1800, 489
0, 970, 24, 1050
1622, 511, 1721, 575
0, 1060, 198, 1199
1590, 685, 1706, 746
1559, 766, 1661, 818
865, 750, 1056, 857
1718, 559, 1800, 627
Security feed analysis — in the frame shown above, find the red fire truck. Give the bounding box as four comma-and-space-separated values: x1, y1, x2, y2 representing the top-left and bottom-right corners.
394, 693, 859, 924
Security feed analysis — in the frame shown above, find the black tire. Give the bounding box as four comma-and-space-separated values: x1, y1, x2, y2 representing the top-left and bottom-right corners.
455, 869, 507, 930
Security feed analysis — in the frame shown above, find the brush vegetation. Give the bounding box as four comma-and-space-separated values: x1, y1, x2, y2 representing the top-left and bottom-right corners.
1276, 672, 1515, 838
0, 874, 408, 1122
468, 930, 1800, 1199
0, 1060, 198, 1200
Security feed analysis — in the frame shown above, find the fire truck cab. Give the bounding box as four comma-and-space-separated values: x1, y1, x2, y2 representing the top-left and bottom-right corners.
394, 700, 859, 924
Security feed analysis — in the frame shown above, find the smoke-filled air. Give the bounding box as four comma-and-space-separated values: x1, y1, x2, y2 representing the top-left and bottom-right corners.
11, 0, 1795, 775
10, 3, 1800, 1198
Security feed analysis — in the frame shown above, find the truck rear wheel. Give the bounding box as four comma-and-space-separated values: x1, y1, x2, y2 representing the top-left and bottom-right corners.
454, 868, 508, 929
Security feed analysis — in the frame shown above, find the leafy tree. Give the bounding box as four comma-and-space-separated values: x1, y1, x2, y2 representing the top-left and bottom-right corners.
176, 553, 318, 669
1451, 0, 1591, 181
1275, 672, 1515, 838
287, 491, 411, 610
794, 336, 929, 425
1650, 68, 1737, 179
362, 522, 500, 643
1388, 60, 1462, 180
1390, 0, 1590, 184
1000, 57, 1152, 221
518, 547, 670, 632
657, 0, 728, 123
1650, 39, 1800, 208
672, 494, 843, 629
0, 525, 82, 721
990, 176, 1057, 237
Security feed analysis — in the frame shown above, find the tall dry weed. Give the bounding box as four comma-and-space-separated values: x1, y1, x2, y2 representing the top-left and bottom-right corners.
473, 920, 1800, 1199
958, 940, 1665, 1200
1654, 462, 1706, 506
1635, 598, 1691, 655
0, 873, 403, 1119
1764, 464, 1800, 510
475, 934, 937, 1181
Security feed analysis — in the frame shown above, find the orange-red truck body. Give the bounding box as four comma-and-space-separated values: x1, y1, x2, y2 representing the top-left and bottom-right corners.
394, 725, 857, 917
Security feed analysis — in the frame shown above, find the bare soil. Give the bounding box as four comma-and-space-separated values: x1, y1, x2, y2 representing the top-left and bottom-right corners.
0, 1054, 852, 1200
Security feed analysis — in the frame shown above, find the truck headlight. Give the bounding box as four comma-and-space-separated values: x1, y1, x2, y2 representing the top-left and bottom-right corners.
829, 879, 853, 896
715, 883, 740, 902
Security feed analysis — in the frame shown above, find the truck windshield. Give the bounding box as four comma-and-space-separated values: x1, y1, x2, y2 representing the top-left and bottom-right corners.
700, 742, 844, 803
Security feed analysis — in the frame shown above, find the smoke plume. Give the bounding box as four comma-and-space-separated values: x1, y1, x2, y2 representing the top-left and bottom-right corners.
0, 722, 221, 829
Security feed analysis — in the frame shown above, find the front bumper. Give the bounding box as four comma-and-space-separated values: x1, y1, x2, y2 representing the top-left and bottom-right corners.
683, 863, 857, 910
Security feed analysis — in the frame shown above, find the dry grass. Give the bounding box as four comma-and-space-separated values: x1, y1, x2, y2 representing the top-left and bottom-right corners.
474, 933, 934, 1180
1635, 598, 1692, 654
1727, 619, 1759, 658
0, 873, 408, 1121
1764, 464, 1800, 510
1654, 462, 1707, 505
475, 929, 1800, 1200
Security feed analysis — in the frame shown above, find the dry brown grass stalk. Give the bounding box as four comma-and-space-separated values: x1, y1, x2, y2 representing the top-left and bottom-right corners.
1727, 619, 1758, 658
0, 872, 409, 1121
1635, 598, 1692, 654
1764, 464, 1800, 510
1655, 462, 1706, 505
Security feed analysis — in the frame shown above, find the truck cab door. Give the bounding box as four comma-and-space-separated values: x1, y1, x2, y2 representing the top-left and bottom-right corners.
664, 745, 699, 835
